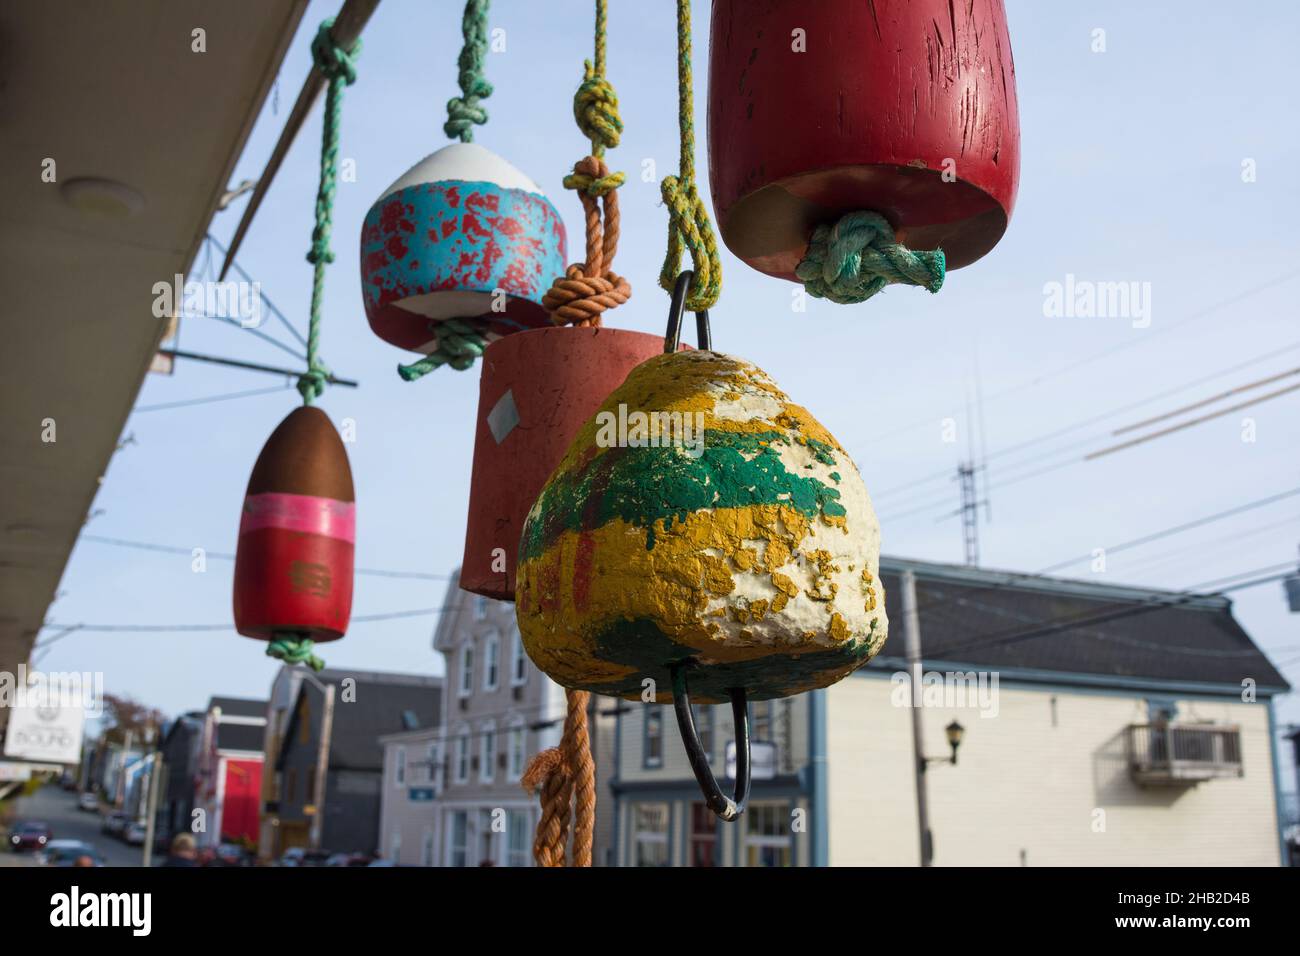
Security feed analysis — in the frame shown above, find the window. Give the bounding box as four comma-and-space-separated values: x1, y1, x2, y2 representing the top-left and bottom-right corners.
507, 810, 529, 867
510, 625, 528, 686
448, 811, 468, 867
421, 828, 435, 867
458, 642, 474, 697
428, 744, 441, 792
644, 706, 663, 768
744, 802, 793, 867
692, 704, 714, 760
752, 701, 772, 743
395, 747, 406, 786
474, 595, 489, 621
689, 802, 718, 867
632, 803, 670, 867
483, 632, 500, 691
507, 719, 526, 782
454, 728, 470, 784
478, 808, 495, 865
480, 722, 496, 783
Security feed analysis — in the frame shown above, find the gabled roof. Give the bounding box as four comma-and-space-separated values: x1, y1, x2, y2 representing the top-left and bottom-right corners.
208, 696, 267, 719
873, 557, 1289, 692
280, 670, 443, 773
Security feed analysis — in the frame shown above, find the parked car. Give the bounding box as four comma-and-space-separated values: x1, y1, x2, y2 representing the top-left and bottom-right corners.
38, 840, 105, 867
325, 852, 373, 867
211, 843, 252, 867
278, 847, 331, 867
123, 822, 146, 846
8, 821, 52, 852
77, 791, 99, 812
102, 811, 130, 837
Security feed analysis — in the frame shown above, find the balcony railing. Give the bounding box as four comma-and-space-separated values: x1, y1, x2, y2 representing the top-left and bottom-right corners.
1127, 723, 1243, 785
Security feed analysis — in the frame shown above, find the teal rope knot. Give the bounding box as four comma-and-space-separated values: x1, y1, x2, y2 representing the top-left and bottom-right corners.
574, 60, 622, 156
444, 0, 493, 142
267, 633, 325, 672
310, 19, 360, 86
296, 365, 330, 404
397, 318, 489, 381
795, 211, 945, 305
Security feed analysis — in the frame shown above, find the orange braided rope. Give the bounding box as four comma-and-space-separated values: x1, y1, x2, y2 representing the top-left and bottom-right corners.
520, 688, 595, 866
543, 156, 630, 327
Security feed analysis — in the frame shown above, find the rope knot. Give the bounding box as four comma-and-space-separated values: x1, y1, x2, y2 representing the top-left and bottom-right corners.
396, 318, 488, 381
545, 156, 630, 327
267, 634, 324, 671
296, 365, 329, 404
659, 174, 721, 312
519, 688, 593, 867
305, 233, 335, 266
573, 60, 622, 155
310, 19, 360, 86
443, 0, 494, 142
794, 210, 945, 305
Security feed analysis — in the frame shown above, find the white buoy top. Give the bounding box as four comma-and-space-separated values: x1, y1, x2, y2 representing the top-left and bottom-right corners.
377, 142, 545, 202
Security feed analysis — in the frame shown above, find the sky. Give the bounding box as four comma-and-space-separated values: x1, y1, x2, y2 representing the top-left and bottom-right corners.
38, 2, 1300, 794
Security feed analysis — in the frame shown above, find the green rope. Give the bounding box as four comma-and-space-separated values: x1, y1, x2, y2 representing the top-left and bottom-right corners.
301, 18, 360, 405
396, 318, 490, 381
267, 634, 325, 672
794, 211, 945, 305
444, 0, 493, 142
658, 0, 721, 313
573, 0, 622, 162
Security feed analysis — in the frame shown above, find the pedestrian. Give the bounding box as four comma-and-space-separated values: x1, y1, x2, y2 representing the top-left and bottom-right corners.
160, 833, 199, 867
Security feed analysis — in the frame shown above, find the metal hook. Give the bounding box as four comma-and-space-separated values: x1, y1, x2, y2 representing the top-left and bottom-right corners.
665, 270, 712, 353
670, 663, 750, 822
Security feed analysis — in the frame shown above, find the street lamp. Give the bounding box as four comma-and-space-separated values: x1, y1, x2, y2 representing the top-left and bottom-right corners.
923, 719, 966, 769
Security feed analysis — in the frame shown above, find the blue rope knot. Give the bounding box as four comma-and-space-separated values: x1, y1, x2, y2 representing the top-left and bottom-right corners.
310, 18, 360, 86
794, 211, 945, 305
267, 633, 325, 671
397, 318, 489, 381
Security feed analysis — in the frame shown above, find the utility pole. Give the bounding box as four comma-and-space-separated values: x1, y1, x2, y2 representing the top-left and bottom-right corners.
957, 463, 981, 567
142, 753, 165, 867
902, 569, 933, 866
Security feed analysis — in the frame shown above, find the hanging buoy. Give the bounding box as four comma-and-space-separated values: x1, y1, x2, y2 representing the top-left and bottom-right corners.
360, 142, 567, 369
707, 0, 1020, 293
516, 273, 888, 819
460, 326, 669, 600
233, 407, 355, 657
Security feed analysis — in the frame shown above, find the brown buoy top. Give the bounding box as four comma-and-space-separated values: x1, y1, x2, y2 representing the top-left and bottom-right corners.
246, 406, 354, 501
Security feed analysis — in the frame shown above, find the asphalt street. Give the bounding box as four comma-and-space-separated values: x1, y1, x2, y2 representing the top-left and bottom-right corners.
4, 784, 147, 867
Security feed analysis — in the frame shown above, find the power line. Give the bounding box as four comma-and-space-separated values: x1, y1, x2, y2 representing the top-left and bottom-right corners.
77, 533, 452, 581
1037, 487, 1300, 575
39, 605, 449, 634
853, 267, 1300, 449
1085, 381, 1300, 461
1112, 366, 1300, 436
134, 384, 293, 413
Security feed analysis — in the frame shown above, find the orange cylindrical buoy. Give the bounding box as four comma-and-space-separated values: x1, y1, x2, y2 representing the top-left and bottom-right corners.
460, 326, 670, 600
707, 0, 1021, 281
233, 406, 355, 642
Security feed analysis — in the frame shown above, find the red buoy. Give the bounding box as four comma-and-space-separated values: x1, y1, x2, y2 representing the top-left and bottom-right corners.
233, 407, 355, 642
460, 326, 670, 600
707, 0, 1020, 281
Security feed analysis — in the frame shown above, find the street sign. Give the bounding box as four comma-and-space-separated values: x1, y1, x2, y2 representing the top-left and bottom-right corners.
3, 697, 85, 765
725, 740, 777, 781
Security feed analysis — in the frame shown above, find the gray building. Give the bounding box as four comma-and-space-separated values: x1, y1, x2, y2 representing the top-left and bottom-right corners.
431, 575, 616, 866
378, 725, 441, 865
267, 667, 441, 859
